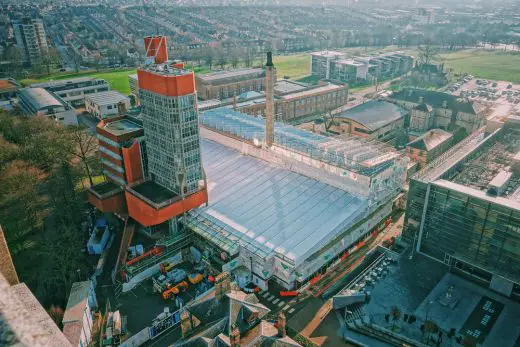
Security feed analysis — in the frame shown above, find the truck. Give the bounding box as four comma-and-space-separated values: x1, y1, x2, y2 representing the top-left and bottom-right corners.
162, 281, 189, 300
153, 269, 187, 293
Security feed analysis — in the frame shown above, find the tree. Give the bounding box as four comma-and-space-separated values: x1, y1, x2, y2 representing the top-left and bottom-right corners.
417, 41, 440, 66
36, 224, 89, 306
230, 47, 240, 68
41, 47, 61, 76
390, 306, 401, 330
45, 162, 84, 229
48, 305, 64, 328
203, 47, 214, 70
216, 48, 228, 69
0, 160, 45, 254
68, 126, 99, 187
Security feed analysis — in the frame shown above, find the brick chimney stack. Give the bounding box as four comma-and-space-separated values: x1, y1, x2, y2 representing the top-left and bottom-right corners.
277, 311, 286, 338
215, 272, 231, 301
180, 309, 193, 338
265, 51, 276, 148
230, 324, 240, 347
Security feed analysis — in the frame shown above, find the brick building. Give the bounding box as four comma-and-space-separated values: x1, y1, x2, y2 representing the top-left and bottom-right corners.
195, 68, 266, 100
234, 80, 349, 123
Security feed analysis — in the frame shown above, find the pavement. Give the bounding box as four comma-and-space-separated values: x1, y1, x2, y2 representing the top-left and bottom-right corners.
78, 113, 100, 134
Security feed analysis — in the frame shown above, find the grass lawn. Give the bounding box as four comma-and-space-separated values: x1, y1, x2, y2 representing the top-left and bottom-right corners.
440, 49, 520, 83
21, 68, 137, 94
274, 54, 310, 79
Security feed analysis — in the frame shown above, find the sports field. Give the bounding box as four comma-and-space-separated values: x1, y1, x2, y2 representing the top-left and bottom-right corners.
439, 49, 520, 83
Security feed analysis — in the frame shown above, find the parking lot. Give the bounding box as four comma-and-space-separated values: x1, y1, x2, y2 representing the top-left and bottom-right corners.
447, 76, 520, 120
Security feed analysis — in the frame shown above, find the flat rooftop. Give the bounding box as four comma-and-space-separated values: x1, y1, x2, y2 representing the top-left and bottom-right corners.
186, 139, 367, 263
311, 50, 344, 58
85, 90, 129, 106
197, 68, 264, 82
335, 59, 367, 67
32, 76, 105, 88
200, 109, 399, 176
130, 181, 178, 205
450, 126, 520, 198
90, 181, 122, 196
344, 250, 520, 347
274, 79, 309, 94
279, 83, 343, 101
103, 118, 142, 136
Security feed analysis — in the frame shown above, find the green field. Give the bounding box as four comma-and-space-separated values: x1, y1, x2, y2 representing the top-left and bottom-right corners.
21, 68, 137, 94
439, 49, 520, 83
274, 54, 310, 79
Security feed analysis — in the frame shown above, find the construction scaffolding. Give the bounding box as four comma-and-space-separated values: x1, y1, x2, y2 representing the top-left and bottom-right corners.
200, 108, 400, 177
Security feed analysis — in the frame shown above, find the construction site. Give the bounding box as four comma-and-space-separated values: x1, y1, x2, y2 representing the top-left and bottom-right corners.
85, 36, 409, 346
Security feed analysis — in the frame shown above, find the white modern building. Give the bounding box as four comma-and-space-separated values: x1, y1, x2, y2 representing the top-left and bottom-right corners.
186, 108, 408, 290
11, 18, 48, 66
85, 90, 131, 119
62, 281, 97, 347
32, 77, 109, 107
18, 88, 78, 125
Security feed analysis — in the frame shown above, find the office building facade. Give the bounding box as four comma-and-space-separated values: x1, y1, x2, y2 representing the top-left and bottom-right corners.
404, 119, 520, 299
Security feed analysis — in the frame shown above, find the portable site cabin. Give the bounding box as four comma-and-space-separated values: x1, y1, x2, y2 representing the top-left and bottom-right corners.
87, 219, 110, 255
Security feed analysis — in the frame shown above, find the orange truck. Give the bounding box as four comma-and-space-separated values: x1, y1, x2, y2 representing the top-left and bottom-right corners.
188, 273, 204, 285
162, 281, 189, 300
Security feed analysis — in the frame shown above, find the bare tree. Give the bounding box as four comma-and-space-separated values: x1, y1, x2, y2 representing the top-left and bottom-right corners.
68, 127, 99, 187
418, 41, 440, 66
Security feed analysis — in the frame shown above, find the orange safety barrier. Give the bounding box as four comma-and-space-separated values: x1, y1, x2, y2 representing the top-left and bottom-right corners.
280, 291, 298, 297
309, 274, 322, 285
341, 251, 350, 261
126, 246, 164, 266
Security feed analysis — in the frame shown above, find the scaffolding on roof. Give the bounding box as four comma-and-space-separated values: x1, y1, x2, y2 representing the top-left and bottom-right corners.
200, 108, 399, 177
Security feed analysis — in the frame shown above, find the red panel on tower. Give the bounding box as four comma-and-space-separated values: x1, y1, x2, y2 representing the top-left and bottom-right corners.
144, 36, 168, 64
137, 69, 196, 97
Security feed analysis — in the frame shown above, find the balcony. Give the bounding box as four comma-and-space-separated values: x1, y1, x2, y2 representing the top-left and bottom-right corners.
125, 181, 208, 227
87, 181, 126, 213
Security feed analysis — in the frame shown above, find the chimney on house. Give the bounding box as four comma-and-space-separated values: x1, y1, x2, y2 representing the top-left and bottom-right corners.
265, 51, 276, 148
230, 324, 240, 347
180, 309, 193, 338
277, 311, 287, 338
215, 272, 231, 301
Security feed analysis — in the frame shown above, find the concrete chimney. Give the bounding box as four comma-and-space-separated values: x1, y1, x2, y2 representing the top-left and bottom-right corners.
265, 51, 276, 148
277, 311, 287, 338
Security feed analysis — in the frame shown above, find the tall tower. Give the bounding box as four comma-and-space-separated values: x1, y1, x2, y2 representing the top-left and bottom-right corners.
12, 18, 48, 66
265, 52, 276, 148
137, 36, 202, 196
